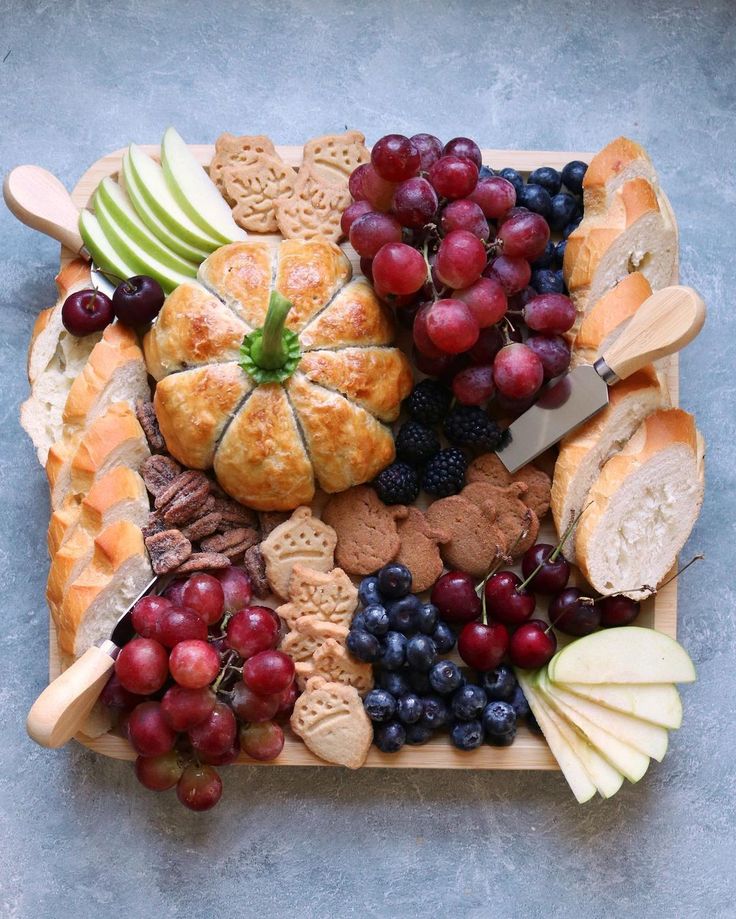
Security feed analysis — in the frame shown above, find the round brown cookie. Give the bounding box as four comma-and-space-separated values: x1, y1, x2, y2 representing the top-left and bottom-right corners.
466, 453, 551, 520
394, 507, 449, 593
461, 481, 539, 558
322, 485, 408, 576
425, 495, 504, 578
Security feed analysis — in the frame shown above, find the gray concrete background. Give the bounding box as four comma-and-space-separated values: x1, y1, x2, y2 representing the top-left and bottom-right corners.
1, 1, 734, 917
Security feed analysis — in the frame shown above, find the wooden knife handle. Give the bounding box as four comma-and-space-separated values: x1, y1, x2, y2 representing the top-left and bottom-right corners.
601, 285, 706, 381
26, 644, 116, 748
3, 164, 86, 254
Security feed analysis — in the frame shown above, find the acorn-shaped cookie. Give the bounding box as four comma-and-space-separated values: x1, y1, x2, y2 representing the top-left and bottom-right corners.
290, 677, 373, 769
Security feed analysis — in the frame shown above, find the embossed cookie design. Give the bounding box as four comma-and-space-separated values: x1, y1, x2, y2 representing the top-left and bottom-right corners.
260, 506, 337, 598
290, 676, 373, 769
276, 564, 358, 630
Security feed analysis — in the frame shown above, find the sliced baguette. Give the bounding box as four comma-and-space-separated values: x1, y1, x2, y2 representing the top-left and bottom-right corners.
575, 408, 704, 599
582, 137, 664, 218
551, 366, 669, 562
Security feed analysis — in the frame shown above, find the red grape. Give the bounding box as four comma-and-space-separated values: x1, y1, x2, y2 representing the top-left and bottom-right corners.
431, 571, 482, 624
523, 292, 576, 334
484, 255, 531, 295
359, 256, 374, 283
169, 640, 220, 689
115, 637, 169, 695
526, 334, 571, 379
134, 751, 183, 791
412, 345, 455, 378
242, 650, 295, 695
214, 566, 253, 614
230, 681, 281, 722
361, 165, 397, 211
181, 573, 224, 625
239, 721, 285, 762
440, 199, 489, 240
454, 276, 507, 327
509, 620, 557, 669
451, 364, 495, 405
468, 326, 504, 365
409, 133, 444, 172
470, 177, 516, 218
349, 212, 402, 259
443, 137, 482, 169
176, 763, 223, 811
61, 289, 114, 336
498, 211, 550, 261
162, 578, 187, 607
348, 163, 370, 200
435, 230, 487, 289
131, 595, 172, 639
199, 743, 240, 766
340, 200, 374, 238
493, 343, 544, 400
507, 285, 538, 311
128, 701, 176, 757
372, 242, 427, 295
457, 621, 509, 671
275, 682, 299, 719
161, 684, 216, 731
428, 155, 479, 199
425, 298, 480, 354
189, 701, 237, 757
371, 134, 420, 182
156, 606, 208, 648
226, 606, 279, 659
391, 176, 438, 227
498, 205, 529, 226
100, 673, 139, 712
413, 302, 447, 359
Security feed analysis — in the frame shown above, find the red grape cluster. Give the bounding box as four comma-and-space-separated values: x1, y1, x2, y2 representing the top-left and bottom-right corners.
344, 134, 581, 416
100, 566, 296, 812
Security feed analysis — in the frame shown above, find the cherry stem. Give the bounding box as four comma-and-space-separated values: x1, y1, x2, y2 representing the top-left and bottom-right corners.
516, 505, 589, 593
96, 268, 132, 290
598, 554, 705, 600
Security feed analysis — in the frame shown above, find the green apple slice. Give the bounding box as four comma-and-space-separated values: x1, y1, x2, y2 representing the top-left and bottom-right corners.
558, 682, 682, 730
96, 178, 199, 277
121, 154, 212, 262
94, 192, 194, 294
548, 627, 696, 685
536, 672, 650, 783
160, 127, 246, 244
540, 674, 668, 761
127, 144, 222, 251
515, 671, 597, 804
78, 210, 136, 280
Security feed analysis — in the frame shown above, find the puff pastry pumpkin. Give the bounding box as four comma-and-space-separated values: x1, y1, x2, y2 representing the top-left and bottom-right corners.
144, 239, 412, 511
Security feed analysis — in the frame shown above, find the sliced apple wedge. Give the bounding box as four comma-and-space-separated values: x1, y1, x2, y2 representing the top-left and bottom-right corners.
78, 210, 136, 280
548, 627, 696, 685
127, 145, 222, 252
559, 682, 682, 730
515, 671, 597, 803
536, 672, 650, 783
121, 154, 212, 262
160, 127, 247, 244
540, 674, 669, 761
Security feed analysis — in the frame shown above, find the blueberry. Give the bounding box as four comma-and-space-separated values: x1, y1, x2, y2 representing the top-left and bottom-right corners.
499, 167, 524, 196
376, 669, 410, 696
480, 665, 517, 702
478, 165, 495, 179
549, 192, 581, 233
528, 166, 561, 197
377, 563, 412, 599
429, 660, 464, 695
417, 602, 439, 635
346, 629, 382, 663
450, 719, 484, 750
387, 594, 422, 634
562, 217, 582, 239
408, 669, 432, 694
379, 631, 407, 670
397, 693, 424, 724
358, 575, 383, 607
351, 611, 367, 631
554, 239, 567, 268
363, 688, 397, 723
530, 268, 564, 294
530, 240, 555, 270
561, 160, 588, 195
482, 700, 517, 739
406, 634, 437, 672
374, 720, 406, 753
510, 683, 531, 720
488, 726, 517, 746
518, 183, 552, 222
419, 694, 450, 730
431, 621, 456, 654
362, 603, 390, 636
405, 723, 434, 745
451, 683, 488, 721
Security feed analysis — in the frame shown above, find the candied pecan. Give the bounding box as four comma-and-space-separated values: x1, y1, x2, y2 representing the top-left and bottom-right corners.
154, 471, 211, 526
181, 512, 222, 542
154, 470, 208, 510
135, 400, 166, 454
212, 496, 259, 529
140, 455, 182, 497
174, 552, 231, 573
145, 529, 192, 574
141, 513, 166, 540
243, 544, 270, 598
258, 511, 290, 536
200, 527, 259, 557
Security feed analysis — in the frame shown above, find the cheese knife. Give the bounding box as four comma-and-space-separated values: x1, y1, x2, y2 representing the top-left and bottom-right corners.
495, 285, 706, 473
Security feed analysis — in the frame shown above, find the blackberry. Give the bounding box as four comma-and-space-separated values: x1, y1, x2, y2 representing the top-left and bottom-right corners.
422, 448, 467, 497
395, 421, 440, 466
374, 462, 419, 505
443, 406, 505, 452
405, 379, 452, 425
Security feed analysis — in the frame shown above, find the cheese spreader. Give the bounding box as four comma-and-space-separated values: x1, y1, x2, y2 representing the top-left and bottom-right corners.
496, 285, 706, 473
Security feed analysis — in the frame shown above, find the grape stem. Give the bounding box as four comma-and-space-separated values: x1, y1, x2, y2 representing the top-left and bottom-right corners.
422, 237, 439, 298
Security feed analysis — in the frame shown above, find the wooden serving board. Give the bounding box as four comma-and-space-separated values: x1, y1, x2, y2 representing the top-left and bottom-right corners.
50, 145, 679, 769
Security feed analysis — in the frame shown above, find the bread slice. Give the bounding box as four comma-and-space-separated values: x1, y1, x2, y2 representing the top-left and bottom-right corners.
551, 366, 669, 562
56, 520, 152, 658
575, 408, 704, 599
582, 137, 663, 218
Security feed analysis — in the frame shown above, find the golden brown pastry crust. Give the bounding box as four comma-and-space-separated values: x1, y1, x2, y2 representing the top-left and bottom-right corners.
275, 238, 352, 330
299, 279, 395, 351
197, 241, 273, 328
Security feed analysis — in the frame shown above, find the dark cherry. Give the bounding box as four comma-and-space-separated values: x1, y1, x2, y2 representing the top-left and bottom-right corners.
457, 621, 509, 671
548, 587, 601, 636
520, 543, 571, 594
483, 571, 535, 625
431, 571, 482, 624
597, 595, 641, 627
509, 619, 557, 669
61, 288, 114, 336
112, 275, 165, 325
